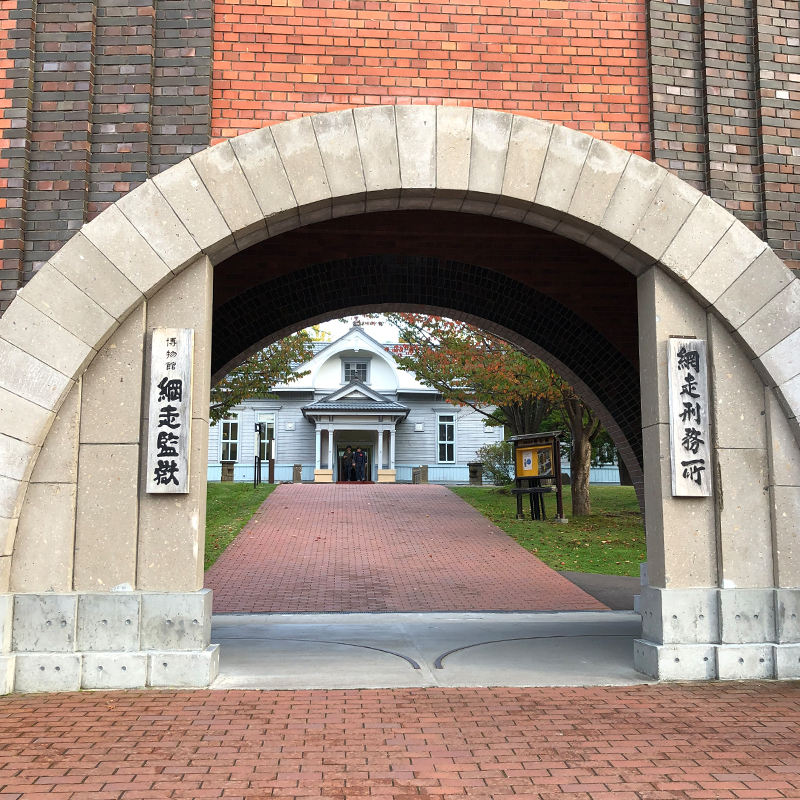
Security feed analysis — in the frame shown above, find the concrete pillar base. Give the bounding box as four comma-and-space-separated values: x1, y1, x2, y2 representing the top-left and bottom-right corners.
716, 643, 774, 680
82, 652, 148, 689
634, 640, 716, 680
636, 587, 800, 680
147, 645, 220, 688
775, 589, 800, 642
0, 656, 15, 694
376, 469, 396, 483
718, 588, 776, 644
640, 586, 719, 644
775, 643, 800, 678
14, 653, 81, 692
314, 469, 333, 483
634, 640, 785, 680
4, 590, 216, 693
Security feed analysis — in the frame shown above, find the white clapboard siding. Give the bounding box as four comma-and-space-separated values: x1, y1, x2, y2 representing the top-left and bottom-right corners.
276, 403, 315, 464
456, 407, 503, 463
394, 404, 438, 464
207, 394, 502, 480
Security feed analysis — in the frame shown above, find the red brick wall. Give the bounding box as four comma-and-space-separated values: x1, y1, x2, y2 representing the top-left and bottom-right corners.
211, 0, 652, 158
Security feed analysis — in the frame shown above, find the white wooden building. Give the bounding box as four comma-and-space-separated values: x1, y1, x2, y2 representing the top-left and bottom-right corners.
207, 326, 504, 483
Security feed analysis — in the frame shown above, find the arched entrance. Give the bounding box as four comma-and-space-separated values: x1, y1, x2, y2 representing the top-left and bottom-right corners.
0, 107, 798, 691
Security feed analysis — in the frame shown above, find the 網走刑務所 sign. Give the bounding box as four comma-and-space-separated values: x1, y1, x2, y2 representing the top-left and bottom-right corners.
667, 337, 712, 497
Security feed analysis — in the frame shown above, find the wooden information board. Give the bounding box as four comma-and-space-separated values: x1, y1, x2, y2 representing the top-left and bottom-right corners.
509, 431, 565, 521
515, 444, 553, 478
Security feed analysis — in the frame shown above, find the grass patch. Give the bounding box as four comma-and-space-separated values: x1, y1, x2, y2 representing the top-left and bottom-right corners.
205, 482, 277, 570
451, 484, 645, 577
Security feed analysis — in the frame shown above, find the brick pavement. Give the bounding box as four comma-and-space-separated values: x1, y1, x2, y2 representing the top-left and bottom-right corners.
204, 484, 606, 613
1, 683, 800, 798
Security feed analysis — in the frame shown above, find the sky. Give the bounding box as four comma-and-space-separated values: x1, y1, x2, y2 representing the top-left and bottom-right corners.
313, 314, 400, 343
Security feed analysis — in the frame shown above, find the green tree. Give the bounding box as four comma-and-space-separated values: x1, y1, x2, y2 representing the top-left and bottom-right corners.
384, 313, 606, 517
387, 314, 557, 437
210, 332, 316, 424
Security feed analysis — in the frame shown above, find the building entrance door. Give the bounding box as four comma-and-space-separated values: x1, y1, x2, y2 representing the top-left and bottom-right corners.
337, 446, 372, 482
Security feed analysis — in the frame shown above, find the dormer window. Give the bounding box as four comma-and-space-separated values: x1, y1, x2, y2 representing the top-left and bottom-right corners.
343, 360, 369, 383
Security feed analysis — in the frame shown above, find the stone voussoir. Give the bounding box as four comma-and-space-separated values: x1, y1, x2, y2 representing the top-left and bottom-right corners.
270, 115, 331, 211
116, 180, 203, 274
81, 205, 174, 299
47, 232, 144, 323
152, 158, 234, 257
191, 140, 265, 240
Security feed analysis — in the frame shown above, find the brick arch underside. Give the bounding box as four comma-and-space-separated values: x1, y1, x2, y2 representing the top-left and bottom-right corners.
212, 253, 643, 491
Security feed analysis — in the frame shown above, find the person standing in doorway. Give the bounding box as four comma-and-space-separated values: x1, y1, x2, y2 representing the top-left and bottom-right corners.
343, 446, 354, 481
354, 446, 367, 482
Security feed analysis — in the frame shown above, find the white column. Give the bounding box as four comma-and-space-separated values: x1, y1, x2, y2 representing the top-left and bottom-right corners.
390, 427, 396, 470
327, 427, 334, 471
377, 428, 384, 471
314, 427, 321, 469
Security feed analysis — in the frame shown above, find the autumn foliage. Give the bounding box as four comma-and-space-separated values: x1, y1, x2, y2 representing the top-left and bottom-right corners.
384, 314, 603, 516
210, 332, 316, 424
387, 314, 559, 437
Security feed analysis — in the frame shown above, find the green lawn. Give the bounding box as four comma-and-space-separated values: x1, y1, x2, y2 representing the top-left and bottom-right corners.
451, 485, 646, 577
205, 482, 277, 570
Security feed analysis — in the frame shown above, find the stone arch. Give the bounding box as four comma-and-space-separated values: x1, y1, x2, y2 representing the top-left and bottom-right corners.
0, 105, 798, 688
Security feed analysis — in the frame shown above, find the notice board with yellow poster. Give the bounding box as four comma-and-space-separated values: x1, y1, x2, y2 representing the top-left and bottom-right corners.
515, 444, 553, 478
509, 431, 566, 522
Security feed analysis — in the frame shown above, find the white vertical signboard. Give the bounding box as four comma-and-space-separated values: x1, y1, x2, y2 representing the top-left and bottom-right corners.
146, 328, 194, 494
667, 337, 712, 497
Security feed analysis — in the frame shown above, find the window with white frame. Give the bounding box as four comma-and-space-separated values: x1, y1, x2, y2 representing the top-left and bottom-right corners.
343, 360, 369, 383
257, 412, 276, 461
437, 414, 455, 463
220, 414, 239, 462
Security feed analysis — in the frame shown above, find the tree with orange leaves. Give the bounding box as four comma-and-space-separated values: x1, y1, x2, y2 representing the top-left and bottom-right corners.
387, 314, 557, 437
384, 314, 603, 517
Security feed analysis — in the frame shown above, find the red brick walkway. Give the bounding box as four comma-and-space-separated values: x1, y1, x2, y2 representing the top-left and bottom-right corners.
2, 684, 800, 798
204, 484, 605, 613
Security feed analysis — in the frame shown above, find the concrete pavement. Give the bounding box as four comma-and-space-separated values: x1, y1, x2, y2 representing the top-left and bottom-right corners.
211, 611, 649, 690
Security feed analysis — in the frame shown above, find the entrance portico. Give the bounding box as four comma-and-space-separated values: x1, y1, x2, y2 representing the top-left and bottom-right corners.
303, 381, 408, 483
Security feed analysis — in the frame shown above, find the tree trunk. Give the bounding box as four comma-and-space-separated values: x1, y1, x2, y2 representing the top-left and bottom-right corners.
570, 430, 592, 517
560, 395, 601, 517
499, 398, 550, 437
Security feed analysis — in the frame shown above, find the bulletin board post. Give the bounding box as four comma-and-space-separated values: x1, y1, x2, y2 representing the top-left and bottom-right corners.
509, 431, 567, 523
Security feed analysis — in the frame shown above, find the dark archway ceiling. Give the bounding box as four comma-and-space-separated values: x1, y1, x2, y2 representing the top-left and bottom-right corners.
214, 210, 639, 367
212, 254, 642, 475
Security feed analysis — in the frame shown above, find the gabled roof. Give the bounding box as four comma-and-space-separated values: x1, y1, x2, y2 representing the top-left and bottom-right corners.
310, 325, 389, 359
302, 379, 410, 416
272, 325, 433, 394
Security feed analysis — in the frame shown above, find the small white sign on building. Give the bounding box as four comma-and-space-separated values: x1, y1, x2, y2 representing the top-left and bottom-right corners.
146, 328, 194, 494
667, 337, 712, 497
